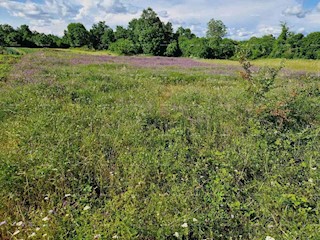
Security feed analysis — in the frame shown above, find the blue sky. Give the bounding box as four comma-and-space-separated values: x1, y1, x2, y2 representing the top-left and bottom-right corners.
1, 0, 320, 39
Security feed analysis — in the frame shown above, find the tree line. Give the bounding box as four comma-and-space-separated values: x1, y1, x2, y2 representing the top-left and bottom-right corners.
1, 7, 320, 59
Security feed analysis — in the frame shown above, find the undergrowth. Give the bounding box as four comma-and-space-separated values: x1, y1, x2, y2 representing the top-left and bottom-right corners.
0, 50, 319, 239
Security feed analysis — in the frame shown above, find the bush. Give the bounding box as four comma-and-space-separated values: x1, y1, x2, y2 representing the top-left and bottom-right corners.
109, 39, 136, 55
164, 41, 181, 57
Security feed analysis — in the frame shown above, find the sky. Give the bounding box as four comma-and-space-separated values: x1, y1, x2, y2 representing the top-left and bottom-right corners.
0, 0, 320, 39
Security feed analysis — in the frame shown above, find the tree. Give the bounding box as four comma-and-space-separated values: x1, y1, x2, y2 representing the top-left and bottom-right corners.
114, 26, 129, 40
270, 22, 290, 58
206, 19, 227, 40
109, 39, 136, 55
301, 32, 320, 59
176, 27, 196, 39
17, 24, 35, 47
128, 8, 168, 55
65, 23, 90, 47
90, 21, 114, 50
165, 40, 181, 57
101, 28, 115, 50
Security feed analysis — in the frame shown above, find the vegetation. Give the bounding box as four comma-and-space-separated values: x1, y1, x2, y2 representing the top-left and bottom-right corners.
1, 8, 320, 60
0, 48, 319, 239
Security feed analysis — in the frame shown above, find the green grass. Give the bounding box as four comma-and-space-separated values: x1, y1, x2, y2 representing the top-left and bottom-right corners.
0, 54, 20, 83
201, 58, 320, 72
0, 49, 319, 239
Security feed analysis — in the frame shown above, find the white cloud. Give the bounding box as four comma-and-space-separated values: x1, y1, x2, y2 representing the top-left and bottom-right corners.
283, 5, 310, 18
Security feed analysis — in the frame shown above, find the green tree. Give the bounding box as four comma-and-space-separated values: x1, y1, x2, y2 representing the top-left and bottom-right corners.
206, 18, 227, 40
109, 39, 136, 55
114, 26, 129, 40
176, 27, 196, 39
65, 23, 90, 47
17, 24, 35, 47
301, 32, 320, 59
128, 8, 168, 55
90, 21, 114, 50
270, 23, 290, 58
165, 40, 181, 57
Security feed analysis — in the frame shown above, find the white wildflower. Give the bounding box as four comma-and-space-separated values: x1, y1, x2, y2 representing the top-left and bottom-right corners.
12, 230, 20, 236
94, 234, 101, 239
266, 236, 275, 240
16, 221, 23, 227
64, 194, 71, 197
42, 216, 49, 222
192, 218, 198, 222
181, 223, 188, 228
28, 232, 36, 238
36, 227, 41, 231
173, 232, 179, 238
112, 235, 119, 239
83, 206, 91, 211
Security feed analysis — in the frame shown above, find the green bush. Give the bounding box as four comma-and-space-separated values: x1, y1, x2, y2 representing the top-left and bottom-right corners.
109, 39, 136, 55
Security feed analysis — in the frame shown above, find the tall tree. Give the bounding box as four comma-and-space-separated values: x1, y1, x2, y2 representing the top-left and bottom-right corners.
65, 23, 90, 47
128, 8, 167, 55
270, 22, 290, 58
206, 18, 227, 40
90, 21, 114, 50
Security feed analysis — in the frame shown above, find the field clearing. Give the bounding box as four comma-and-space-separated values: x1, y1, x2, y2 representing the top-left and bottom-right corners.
0, 49, 320, 239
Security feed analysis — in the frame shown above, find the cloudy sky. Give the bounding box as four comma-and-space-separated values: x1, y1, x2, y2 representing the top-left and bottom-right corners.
0, 0, 320, 39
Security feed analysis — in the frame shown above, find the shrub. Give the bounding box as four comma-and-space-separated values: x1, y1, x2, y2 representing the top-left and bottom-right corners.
164, 41, 181, 57
109, 39, 136, 55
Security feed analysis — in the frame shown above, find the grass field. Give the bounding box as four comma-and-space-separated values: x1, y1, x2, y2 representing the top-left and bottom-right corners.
0, 49, 319, 239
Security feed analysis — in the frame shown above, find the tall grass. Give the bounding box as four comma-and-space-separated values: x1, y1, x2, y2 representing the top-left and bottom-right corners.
0, 49, 319, 239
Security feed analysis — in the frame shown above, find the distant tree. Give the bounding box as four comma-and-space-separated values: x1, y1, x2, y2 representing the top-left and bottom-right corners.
32, 33, 56, 47
206, 18, 227, 40
65, 23, 90, 47
238, 35, 275, 59
109, 39, 136, 55
286, 33, 304, 58
101, 28, 115, 50
114, 26, 129, 40
179, 37, 212, 58
165, 40, 181, 57
301, 32, 320, 59
176, 27, 196, 39
6, 31, 21, 47
17, 24, 35, 47
90, 21, 114, 50
270, 23, 290, 58
128, 8, 167, 55
0, 24, 15, 46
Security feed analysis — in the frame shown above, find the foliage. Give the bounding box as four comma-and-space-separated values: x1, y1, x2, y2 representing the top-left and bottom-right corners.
64, 23, 90, 47
128, 8, 168, 55
164, 40, 181, 57
206, 18, 227, 40
301, 32, 320, 59
109, 39, 136, 55
179, 37, 212, 58
90, 21, 115, 50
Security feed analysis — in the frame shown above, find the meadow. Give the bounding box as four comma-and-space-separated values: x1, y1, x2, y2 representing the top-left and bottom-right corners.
0, 49, 319, 239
